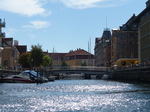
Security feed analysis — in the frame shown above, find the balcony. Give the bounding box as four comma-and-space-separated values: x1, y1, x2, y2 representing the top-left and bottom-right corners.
0, 32, 5, 37
0, 19, 5, 27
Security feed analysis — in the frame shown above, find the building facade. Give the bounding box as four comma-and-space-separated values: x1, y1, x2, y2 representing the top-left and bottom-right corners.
94, 28, 111, 67
117, 14, 138, 60
133, 0, 150, 63
49, 53, 67, 67
111, 29, 119, 66
0, 19, 26, 69
2, 38, 15, 68
0, 19, 5, 67
63, 49, 94, 66
94, 38, 101, 66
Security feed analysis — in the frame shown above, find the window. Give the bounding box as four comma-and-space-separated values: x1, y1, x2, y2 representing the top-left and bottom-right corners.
131, 52, 134, 58
121, 61, 126, 66
122, 33, 125, 38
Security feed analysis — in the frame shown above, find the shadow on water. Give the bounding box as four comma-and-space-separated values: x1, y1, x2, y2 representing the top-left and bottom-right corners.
97, 89, 150, 95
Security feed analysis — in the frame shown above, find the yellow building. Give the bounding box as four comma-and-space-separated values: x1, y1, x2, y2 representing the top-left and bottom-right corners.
134, 0, 150, 63
63, 49, 94, 66
111, 29, 119, 66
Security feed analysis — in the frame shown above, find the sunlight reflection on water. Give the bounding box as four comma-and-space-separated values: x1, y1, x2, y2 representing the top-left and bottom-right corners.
0, 80, 150, 112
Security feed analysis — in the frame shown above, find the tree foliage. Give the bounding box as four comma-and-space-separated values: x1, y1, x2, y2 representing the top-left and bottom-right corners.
42, 55, 52, 67
18, 52, 30, 68
29, 44, 44, 67
61, 61, 68, 66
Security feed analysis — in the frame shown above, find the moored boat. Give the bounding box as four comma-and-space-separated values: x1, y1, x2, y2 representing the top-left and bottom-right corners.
0, 70, 49, 83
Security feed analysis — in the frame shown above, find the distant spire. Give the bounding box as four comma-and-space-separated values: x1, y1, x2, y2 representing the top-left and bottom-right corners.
88, 37, 91, 53
106, 16, 108, 28
88, 41, 89, 53
90, 37, 91, 53
53, 47, 54, 53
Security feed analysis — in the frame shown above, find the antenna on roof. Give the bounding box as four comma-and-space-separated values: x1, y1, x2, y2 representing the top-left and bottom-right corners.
88, 37, 91, 53
53, 47, 54, 53
106, 16, 108, 28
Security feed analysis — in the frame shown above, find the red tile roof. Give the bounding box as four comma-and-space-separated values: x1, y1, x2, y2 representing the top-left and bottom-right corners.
49, 53, 67, 60
64, 49, 93, 57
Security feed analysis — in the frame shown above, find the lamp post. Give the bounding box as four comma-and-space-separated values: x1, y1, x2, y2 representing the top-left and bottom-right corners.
0, 47, 3, 68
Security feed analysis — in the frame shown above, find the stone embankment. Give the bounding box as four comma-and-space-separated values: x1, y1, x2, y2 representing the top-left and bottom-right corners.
111, 67, 150, 82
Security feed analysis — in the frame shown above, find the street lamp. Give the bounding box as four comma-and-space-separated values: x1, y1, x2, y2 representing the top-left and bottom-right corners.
0, 47, 3, 67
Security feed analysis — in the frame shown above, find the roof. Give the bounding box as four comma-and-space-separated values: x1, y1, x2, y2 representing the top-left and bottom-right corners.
133, 4, 150, 23
64, 49, 93, 57
101, 28, 111, 38
125, 14, 137, 25
15, 45, 27, 54
49, 53, 67, 60
2, 38, 12, 47
118, 14, 138, 31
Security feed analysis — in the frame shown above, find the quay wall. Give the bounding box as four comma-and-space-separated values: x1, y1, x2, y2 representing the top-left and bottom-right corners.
111, 67, 150, 82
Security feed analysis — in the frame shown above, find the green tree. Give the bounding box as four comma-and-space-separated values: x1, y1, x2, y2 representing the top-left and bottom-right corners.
61, 61, 68, 66
42, 55, 52, 67
18, 52, 30, 68
29, 44, 43, 67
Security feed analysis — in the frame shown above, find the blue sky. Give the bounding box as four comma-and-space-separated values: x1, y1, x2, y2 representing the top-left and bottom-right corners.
0, 0, 146, 54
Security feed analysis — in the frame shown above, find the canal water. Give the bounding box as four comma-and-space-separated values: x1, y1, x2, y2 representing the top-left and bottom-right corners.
0, 80, 150, 112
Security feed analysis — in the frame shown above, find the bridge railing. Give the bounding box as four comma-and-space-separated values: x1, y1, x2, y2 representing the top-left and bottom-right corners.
71, 66, 108, 71
43, 66, 109, 71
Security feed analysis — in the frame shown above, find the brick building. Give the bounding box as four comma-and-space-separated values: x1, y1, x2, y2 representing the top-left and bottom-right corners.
94, 28, 111, 67
49, 53, 67, 67
117, 14, 138, 59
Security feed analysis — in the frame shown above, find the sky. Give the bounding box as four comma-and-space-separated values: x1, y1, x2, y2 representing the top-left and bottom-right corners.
0, 0, 147, 54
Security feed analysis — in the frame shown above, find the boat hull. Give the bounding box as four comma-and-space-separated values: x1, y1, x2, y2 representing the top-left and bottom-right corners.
0, 78, 34, 83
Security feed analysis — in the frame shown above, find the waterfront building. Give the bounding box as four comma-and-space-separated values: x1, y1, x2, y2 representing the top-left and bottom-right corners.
2, 38, 27, 69
0, 18, 27, 69
2, 38, 15, 68
49, 53, 67, 67
94, 37, 101, 66
0, 18, 5, 67
133, 0, 150, 63
111, 29, 119, 66
14, 40, 27, 69
63, 49, 94, 66
117, 14, 138, 60
94, 28, 111, 67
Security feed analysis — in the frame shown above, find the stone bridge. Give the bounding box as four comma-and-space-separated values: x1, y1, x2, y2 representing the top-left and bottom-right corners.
45, 66, 109, 79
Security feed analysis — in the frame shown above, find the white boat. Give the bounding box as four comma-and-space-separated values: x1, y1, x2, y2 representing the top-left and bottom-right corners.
101, 74, 111, 80
0, 70, 49, 83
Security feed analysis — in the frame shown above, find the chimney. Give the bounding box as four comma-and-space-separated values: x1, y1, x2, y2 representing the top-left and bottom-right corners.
146, 0, 150, 7
14, 40, 18, 46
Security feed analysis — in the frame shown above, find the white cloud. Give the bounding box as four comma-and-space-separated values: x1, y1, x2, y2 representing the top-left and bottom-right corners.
57, 0, 129, 9
28, 33, 37, 40
23, 20, 50, 29
4, 28, 18, 37
0, 0, 50, 17
59, 0, 102, 9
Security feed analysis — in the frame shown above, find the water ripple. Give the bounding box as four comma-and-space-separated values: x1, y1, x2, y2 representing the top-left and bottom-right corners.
0, 80, 150, 112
